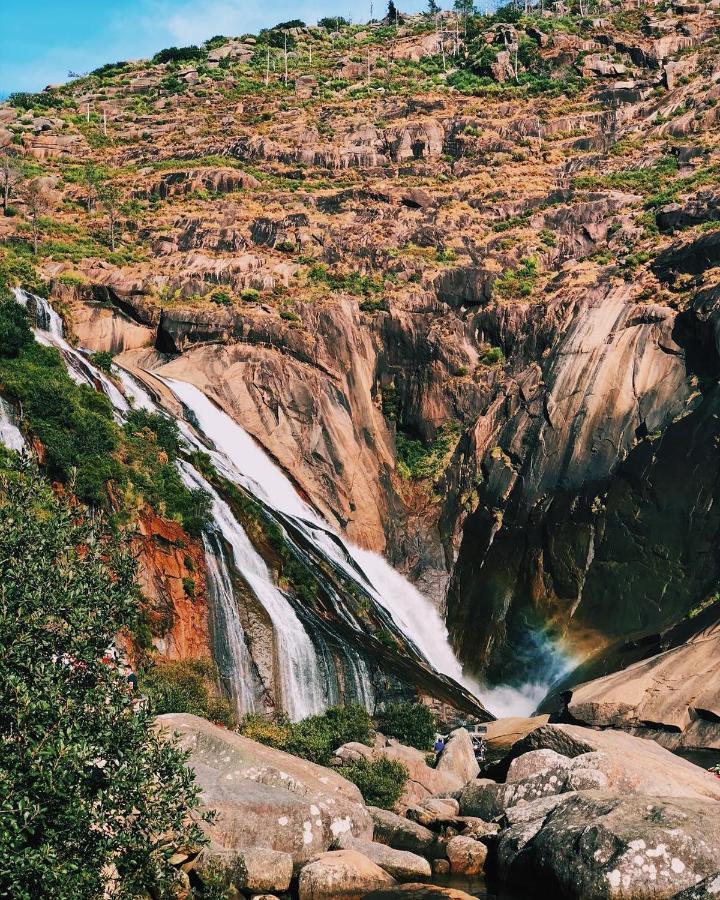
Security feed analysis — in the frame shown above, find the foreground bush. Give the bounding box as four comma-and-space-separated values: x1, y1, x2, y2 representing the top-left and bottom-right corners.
377, 701, 437, 750
342, 757, 408, 810
142, 658, 236, 729
0, 464, 204, 899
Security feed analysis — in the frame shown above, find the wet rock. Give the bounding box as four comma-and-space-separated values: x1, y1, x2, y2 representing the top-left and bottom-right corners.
496, 791, 720, 898
298, 849, 395, 899
157, 714, 372, 863
445, 835, 488, 876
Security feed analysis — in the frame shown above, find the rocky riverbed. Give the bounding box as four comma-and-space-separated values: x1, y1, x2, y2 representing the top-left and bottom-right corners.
157, 713, 720, 899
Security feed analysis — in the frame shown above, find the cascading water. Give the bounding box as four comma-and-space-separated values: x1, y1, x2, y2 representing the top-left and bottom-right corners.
201, 528, 263, 716
8, 289, 495, 720
161, 378, 478, 688
0, 397, 26, 453
180, 461, 328, 720
12, 289, 129, 417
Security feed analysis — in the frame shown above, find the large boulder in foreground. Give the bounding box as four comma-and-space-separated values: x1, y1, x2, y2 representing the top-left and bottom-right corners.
496, 791, 720, 899
298, 849, 394, 899
157, 714, 372, 863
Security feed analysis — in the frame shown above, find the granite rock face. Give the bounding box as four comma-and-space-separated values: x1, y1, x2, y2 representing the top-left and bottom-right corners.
496, 792, 720, 899
156, 714, 373, 863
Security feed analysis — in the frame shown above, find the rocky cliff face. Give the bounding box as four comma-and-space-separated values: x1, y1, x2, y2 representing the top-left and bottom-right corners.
4, 1, 720, 702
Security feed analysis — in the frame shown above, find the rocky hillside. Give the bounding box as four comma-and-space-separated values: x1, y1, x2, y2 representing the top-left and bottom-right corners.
2, 0, 720, 705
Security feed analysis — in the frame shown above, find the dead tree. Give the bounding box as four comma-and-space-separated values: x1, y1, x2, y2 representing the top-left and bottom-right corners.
22, 180, 51, 254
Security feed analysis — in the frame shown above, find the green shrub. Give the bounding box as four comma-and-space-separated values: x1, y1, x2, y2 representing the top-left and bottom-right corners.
142, 658, 236, 728
152, 46, 206, 64
395, 423, 462, 481
0, 466, 205, 898
240, 288, 260, 302
479, 345, 505, 366
377, 701, 436, 750
210, 290, 233, 305
90, 350, 114, 372
240, 704, 373, 765
239, 714, 292, 748
342, 757, 408, 810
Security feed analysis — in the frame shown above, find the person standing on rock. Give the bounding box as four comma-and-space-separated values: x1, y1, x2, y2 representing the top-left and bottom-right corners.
433, 734, 446, 765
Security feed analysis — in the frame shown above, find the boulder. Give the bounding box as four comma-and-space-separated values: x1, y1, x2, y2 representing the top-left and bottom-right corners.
157, 714, 372, 863
234, 847, 292, 893
566, 625, 720, 753
196, 845, 292, 893
496, 791, 720, 899
362, 885, 476, 899
405, 797, 460, 828
368, 806, 439, 857
298, 849, 395, 899
445, 836, 488, 876
482, 715, 549, 767
333, 835, 431, 881
495, 724, 720, 801
435, 729, 480, 784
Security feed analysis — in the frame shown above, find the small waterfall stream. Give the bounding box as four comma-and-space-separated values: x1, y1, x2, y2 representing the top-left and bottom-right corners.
0, 397, 26, 453
5, 290, 488, 720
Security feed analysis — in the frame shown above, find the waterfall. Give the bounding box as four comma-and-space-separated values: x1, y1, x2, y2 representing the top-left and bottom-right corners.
180, 461, 328, 720
13, 289, 129, 417
12, 289, 491, 720
201, 528, 262, 716
160, 378, 477, 691
0, 397, 25, 453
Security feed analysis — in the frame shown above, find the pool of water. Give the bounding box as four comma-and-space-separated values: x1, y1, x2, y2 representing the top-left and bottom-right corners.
673, 748, 720, 770
433, 876, 534, 898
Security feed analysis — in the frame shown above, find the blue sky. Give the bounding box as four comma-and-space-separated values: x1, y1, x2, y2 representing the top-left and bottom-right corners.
0, 0, 429, 96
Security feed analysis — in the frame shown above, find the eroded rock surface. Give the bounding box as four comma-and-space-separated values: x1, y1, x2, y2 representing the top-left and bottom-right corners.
157, 714, 373, 863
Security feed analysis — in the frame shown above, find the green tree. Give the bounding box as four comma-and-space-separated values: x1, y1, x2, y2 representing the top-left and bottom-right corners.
426, 0, 441, 14
0, 465, 205, 899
